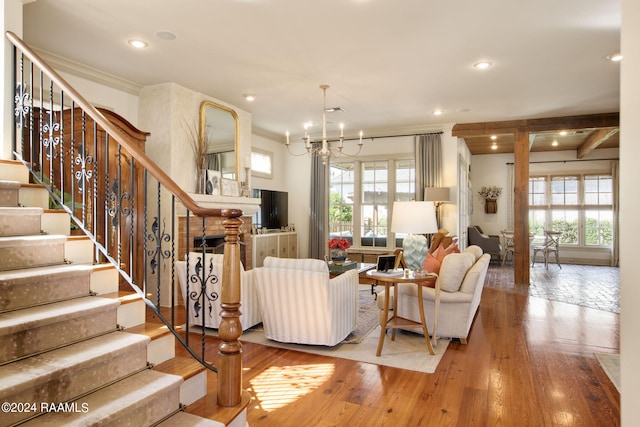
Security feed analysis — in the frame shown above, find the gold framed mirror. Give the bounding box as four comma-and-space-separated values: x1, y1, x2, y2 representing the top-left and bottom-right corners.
199, 100, 239, 180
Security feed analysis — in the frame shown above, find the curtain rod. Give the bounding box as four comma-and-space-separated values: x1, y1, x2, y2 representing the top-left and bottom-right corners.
506, 157, 618, 165
337, 130, 443, 142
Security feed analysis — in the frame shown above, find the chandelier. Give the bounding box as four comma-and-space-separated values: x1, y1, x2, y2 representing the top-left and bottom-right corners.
285, 84, 363, 164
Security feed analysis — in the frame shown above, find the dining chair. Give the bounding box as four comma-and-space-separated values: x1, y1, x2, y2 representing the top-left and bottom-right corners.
531, 230, 561, 269
501, 230, 515, 266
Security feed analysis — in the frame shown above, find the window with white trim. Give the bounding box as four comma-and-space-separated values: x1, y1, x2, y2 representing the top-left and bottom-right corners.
528, 173, 613, 247
330, 158, 415, 248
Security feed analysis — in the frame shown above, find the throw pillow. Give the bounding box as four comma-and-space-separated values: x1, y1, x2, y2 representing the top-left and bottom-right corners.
444, 242, 460, 255
439, 253, 474, 292
435, 244, 448, 263
422, 252, 441, 275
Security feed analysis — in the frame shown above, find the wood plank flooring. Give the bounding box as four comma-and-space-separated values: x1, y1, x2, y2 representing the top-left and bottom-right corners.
170, 264, 620, 426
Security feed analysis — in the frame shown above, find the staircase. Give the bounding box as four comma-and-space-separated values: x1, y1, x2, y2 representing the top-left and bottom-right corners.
0, 161, 223, 426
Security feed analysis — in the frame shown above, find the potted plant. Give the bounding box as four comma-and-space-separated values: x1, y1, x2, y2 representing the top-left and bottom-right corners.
328, 238, 351, 263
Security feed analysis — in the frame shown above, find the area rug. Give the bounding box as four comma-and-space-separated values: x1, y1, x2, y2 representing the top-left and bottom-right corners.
595, 352, 620, 392
343, 289, 380, 344
240, 326, 449, 374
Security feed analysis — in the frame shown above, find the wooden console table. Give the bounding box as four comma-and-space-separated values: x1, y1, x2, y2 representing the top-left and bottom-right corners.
366, 270, 438, 357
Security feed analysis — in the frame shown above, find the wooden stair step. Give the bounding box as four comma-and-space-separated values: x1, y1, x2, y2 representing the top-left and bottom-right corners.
157, 411, 225, 426
154, 356, 207, 381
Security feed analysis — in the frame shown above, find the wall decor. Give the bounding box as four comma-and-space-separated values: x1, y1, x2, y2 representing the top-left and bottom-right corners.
221, 178, 240, 197
478, 186, 502, 214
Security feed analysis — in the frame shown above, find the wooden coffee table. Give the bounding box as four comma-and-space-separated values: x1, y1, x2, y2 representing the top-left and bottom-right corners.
366, 269, 438, 356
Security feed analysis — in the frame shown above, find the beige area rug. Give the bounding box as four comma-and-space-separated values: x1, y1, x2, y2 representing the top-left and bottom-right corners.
595, 352, 620, 392
343, 289, 380, 344
240, 325, 449, 374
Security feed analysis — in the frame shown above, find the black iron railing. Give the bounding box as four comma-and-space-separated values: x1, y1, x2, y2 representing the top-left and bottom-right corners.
6, 31, 244, 407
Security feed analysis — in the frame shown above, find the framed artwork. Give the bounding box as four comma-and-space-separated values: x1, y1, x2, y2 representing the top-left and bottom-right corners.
206, 170, 221, 195
221, 178, 240, 197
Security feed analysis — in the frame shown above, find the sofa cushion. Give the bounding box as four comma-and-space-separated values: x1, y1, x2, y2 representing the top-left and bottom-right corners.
439, 252, 474, 292
464, 245, 483, 261
422, 252, 441, 274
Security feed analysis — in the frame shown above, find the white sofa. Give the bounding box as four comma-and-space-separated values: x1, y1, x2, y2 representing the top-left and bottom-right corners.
377, 245, 490, 344
253, 257, 359, 346
176, 252, 262, 331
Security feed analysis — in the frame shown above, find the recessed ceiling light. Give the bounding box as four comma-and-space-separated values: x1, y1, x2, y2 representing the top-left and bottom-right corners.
606, 52, 623, 62
491, 143, 498, 150
552, 140, 559, 147
491, 135, 497, 140
433, 109, 444, 116
559, 131, 568, 136
128, 39, 148, 49
474, 61, 493, 70
243, 94, 257, 102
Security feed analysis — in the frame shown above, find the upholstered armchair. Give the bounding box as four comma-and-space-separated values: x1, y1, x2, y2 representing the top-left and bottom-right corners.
253, 257, 359, 346
468, 225, 502, 263
176, 252, 262, 331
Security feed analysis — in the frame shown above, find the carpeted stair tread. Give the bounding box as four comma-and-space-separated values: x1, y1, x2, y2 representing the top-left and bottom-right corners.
0, 180, 20, 207
0, 297, 119, 364
157, 411, 225, 426
0, 206, 43, 237
0, 297, 118, 335
0, 332, 150, 426
0, 264, 93, 312
20, 369, 183, 426
0, 234, 67, 271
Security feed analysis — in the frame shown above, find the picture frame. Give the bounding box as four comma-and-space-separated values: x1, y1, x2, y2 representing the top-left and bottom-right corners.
221, 178, 240, 197
205, 170, 221, 195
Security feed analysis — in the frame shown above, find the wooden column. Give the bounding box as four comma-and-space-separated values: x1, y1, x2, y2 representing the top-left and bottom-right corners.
513, 129, 530, 285
217, 209, 243, 406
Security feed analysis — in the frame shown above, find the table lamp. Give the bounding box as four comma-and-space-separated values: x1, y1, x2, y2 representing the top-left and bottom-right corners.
424, 187, 450, 229
391, 201, 438, 270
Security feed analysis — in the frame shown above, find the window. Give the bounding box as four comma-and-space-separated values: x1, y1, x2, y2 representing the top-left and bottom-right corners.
528, 173, 613, 247
251, 149, 273, 178
329, 158, 415, 248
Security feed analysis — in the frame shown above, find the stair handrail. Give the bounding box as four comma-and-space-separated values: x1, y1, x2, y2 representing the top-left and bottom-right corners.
6, 31, 244, 407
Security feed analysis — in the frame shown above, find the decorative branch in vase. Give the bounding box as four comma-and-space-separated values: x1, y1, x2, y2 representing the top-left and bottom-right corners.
184, 119, 207, 193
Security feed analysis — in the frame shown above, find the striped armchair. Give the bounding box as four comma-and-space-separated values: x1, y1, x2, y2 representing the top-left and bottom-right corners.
254, 257, 358, 346
176, 252, 262, 331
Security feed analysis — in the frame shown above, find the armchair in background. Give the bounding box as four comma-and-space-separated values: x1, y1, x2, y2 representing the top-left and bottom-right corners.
468, 226, 502, 263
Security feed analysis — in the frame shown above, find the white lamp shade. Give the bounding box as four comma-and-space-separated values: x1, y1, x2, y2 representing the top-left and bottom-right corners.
391, 201, 438, 235
424, 187, 450, 202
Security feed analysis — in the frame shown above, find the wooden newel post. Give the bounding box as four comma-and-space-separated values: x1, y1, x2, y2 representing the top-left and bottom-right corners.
218, 209, 243, 407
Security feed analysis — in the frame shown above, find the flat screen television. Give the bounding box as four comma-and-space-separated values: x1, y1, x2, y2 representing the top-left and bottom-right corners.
253, 189, 288, 230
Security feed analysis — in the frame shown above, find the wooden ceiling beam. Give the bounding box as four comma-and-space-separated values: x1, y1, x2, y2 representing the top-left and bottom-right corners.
576, 127, 619, 158
451, 112, 619, 138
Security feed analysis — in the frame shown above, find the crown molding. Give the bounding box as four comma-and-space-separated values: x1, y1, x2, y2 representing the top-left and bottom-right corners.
33, 48, 143, 95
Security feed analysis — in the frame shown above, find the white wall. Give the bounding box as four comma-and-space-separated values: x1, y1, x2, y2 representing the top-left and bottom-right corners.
621, 0, 640, 422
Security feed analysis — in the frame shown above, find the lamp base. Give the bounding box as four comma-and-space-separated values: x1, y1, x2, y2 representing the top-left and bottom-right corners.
402, 234, 428, 271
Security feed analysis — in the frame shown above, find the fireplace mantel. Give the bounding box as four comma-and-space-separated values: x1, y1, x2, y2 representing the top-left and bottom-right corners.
188, 193, 261, 216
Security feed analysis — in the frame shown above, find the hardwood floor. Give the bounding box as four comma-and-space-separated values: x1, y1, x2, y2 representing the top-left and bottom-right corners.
174, 265, 620, 426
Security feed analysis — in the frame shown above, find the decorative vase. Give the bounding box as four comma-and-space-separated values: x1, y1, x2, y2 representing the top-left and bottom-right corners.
330, 249, 347, 263
485, 198, 497, 214
196, 169, 207, 194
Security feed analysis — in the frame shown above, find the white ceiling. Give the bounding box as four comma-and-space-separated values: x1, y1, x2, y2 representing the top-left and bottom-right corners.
22, 0, 621, 142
